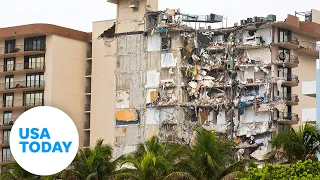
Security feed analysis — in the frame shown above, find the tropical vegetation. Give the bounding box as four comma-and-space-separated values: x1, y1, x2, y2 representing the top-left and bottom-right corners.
2, 123, 320, 180
242, 160, 320, 180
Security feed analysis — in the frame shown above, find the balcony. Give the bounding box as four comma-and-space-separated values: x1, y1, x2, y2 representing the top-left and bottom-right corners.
296, 41, 319, 56
0, 99, 44, 111
85, 104, 91, 112
278, 112, 299, 125
0, 62, 45, 76
0, 81, 45, 93
0, 118, 15, 130
274, 55, 299, 68
84, 121, 90, 130
0, 155, 12, 165
0, 137, 9, 147
281, 94, 299, 106
273, 37, 300, 50
279, 74, 299, 87
0, 45, 45, 58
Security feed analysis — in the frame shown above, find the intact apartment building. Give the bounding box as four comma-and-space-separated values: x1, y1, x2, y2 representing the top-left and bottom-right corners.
0, 24, 92, 170
302, 42, 320, 124
89, 0, 320, 165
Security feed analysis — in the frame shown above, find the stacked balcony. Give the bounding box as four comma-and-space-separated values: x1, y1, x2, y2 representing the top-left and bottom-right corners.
0, 45, 45, 58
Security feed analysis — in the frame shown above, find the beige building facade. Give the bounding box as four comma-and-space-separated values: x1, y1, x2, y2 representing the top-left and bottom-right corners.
0, 24, 91, 170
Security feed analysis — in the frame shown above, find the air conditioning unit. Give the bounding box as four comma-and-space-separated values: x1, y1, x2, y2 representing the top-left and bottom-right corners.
129, 1, 139, 8
266, 14, 276, 22
305, 11, 312, 22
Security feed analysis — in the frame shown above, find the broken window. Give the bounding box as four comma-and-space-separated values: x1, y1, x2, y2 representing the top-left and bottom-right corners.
161, 36, 172, 50
278, 48, 290, 62
147, 14, 159, 29
278, 28, 292, 43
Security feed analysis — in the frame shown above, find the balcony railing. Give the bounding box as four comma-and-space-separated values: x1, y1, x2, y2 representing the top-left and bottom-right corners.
85, 104, 91, 111
279, 74, 299, 82
0, 155, 11, 163
0, 45, 46, 54
84, 121, 90, 129
286, 94, 299, 102
0, 137, 9, 145
277, 55, 299, 64
1, 45, 24, 54
300, 41, 317, 50
279, 37, 300, 45
0, 99, 44, 109
0, 118, 15, 126
85, 86, 91, 93
0, 80, 45, 90
86, 68, 92, 76
279, 112, 299, 121
0, 62, 45, 73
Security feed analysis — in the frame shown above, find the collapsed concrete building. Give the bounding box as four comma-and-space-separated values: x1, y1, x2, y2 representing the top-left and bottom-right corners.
90, 0, 320, 167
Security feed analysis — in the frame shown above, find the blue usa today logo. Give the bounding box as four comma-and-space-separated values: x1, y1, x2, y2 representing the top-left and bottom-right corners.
10, 106, 79, 176
19, 128, 72, 153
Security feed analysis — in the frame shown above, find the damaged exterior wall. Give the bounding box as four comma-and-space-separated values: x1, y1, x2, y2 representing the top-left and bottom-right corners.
100, 4, 320, 165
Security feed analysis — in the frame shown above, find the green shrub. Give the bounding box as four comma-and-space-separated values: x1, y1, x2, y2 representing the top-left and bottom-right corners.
241, 160, 320, 180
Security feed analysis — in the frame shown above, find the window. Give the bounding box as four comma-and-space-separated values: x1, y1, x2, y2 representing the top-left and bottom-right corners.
24, 91, 44, 106
3, 111, 12, 125
278, 28, 292, 43
2, 148, 11, 162
3, 93, 13, 107
278, 106, 292, 120
5, 40, 16, 54
278, 67, 291, 79
24, 36, 46, 51
4, 76, 14, 89
26, 73, 44, 88
24, 55, 45, 69
278, 48, 290, 62
4, 58, 15, 72
3, 130, 10, 144
278, 87, 291, 100
161, 36, 171, 50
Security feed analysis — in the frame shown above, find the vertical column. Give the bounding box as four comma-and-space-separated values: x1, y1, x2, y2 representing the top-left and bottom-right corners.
317, 41, 320, 128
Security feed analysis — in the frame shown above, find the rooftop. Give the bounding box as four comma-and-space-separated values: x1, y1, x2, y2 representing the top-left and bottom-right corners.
0, 23, 92, 42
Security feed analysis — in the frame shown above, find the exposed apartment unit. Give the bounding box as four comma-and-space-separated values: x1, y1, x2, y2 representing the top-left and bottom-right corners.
93, 0, 320, 165
0, 24, 91, 170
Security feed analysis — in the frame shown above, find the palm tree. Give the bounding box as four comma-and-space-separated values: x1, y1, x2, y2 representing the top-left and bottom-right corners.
61, 139, 116, 180
266, 123, 320, 163
0, 162, 41, 180
172, 127, 249, 180
115, 136, 196, 180
116, 128, 248, 180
